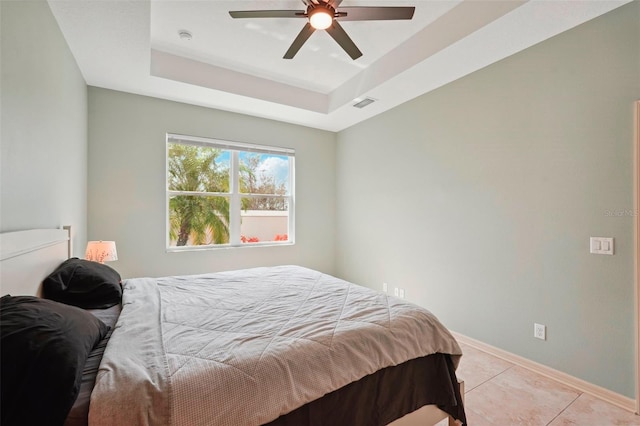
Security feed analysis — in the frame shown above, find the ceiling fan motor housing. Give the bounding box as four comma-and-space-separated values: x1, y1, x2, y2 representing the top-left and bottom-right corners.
308, 4, 336, 30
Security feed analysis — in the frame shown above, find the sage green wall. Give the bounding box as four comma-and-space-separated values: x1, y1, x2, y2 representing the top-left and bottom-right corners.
88, 88, 336, 279
0, 0, 88, 256
336, 2, 639, 397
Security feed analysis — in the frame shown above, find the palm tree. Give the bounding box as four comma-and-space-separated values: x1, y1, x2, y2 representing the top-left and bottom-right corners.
168, 144, 230, 246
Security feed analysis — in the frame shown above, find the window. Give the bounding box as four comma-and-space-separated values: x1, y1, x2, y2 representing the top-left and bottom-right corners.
166, 134, 294, 250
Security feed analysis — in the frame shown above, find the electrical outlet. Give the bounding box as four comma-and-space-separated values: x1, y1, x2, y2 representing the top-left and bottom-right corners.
382, 282, 388, 293
590, 237, 614, 255
394, 287, 399, 297
398, 288, 405, 299
534, 323, 546, 340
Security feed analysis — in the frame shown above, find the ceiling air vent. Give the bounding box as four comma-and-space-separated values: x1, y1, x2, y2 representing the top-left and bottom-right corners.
353, 97, 376, 109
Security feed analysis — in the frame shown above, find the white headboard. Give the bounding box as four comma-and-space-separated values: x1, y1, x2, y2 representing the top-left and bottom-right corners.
0, 226, 71, 297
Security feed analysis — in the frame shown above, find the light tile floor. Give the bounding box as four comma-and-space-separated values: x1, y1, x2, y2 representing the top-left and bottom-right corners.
445, 342, 640, 426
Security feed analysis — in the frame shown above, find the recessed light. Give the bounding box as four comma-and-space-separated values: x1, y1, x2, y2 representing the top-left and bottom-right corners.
178, 30, 192, 41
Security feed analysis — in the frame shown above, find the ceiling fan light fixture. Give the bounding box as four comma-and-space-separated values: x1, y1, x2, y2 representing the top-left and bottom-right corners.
309, 8, 333, 30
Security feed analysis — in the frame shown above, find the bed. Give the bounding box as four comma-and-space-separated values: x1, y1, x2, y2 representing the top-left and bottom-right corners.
0, 227, 466, 426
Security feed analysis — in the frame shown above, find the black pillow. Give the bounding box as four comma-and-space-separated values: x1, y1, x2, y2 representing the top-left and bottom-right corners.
42, 258, 122, 309
0, 295, 109, 426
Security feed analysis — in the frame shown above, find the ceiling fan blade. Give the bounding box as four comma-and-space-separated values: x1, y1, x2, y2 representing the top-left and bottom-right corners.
283, 23, 316, 59
325, 20, 362, 60
336, 6, 415, 21
229, 10, 305, 19
329, 0, 344, 8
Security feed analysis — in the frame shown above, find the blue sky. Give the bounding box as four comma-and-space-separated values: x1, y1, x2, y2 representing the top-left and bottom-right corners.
217, 151, 290, 189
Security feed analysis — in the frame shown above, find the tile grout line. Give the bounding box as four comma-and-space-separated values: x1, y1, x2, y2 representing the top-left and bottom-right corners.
462, 364, 516, 393
463, 365, 517, 426
545, 392, 583, 425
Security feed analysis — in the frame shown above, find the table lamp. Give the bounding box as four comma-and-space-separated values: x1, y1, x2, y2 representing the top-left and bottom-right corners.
85, 241, 118, 264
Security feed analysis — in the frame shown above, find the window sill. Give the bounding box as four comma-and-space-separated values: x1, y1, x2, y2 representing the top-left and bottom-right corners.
166, 241, 295, 253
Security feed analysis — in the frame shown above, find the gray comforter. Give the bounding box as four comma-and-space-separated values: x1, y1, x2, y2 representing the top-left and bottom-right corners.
89, 265, 462, 426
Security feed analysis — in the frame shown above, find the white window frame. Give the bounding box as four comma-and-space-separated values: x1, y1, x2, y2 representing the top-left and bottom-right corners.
166, 133, 295, 251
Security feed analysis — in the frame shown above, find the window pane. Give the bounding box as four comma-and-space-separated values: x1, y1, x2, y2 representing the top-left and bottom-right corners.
240, 197, 289, 244
239, 153, 290, 195
168, 143, 230, 193
169, 195, 230, 246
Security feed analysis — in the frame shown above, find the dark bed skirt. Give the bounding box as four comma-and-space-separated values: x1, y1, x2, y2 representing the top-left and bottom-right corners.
265, 353, 467, 426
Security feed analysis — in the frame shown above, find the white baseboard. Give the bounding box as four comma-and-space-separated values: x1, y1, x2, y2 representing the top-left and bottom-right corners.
451, 331, 637, 414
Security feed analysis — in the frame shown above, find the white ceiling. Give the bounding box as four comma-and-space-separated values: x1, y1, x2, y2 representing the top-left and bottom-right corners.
47, 0, 630, 132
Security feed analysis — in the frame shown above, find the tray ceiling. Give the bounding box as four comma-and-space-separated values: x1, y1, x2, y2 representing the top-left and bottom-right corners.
48, 0, 629, 131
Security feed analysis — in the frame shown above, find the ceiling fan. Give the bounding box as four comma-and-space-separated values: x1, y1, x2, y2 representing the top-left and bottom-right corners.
229, 0, 415, 60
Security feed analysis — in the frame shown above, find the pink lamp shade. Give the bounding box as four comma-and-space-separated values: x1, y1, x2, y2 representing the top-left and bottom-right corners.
85, 241, 118, 264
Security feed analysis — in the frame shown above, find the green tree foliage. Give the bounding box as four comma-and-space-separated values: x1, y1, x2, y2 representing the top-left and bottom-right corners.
168, 144, 230, 246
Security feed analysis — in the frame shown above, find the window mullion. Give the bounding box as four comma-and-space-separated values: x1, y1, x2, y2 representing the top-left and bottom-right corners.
229, 151, 241, 245
168, 190, 227, 197
242, 194, 288, 199
288, 156, 295, 243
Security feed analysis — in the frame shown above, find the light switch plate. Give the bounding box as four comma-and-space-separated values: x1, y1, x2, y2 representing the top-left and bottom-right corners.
590, 237, 614, 255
